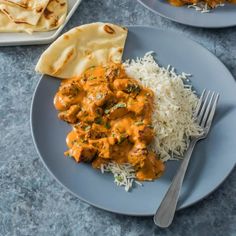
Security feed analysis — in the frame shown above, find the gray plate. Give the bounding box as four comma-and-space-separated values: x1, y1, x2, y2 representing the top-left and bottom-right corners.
138, 0, 236, 28
31, 26, 236, 216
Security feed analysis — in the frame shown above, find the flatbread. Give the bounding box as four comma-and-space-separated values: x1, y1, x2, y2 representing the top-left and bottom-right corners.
1, 0, 30, 8
0, 0, 67, 33
0, 0, 50, 25
35, 23, 128, 79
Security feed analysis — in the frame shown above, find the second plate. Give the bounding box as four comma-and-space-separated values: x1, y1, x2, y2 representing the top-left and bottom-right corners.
138, 0, 236, 28
0, 0, 82, 46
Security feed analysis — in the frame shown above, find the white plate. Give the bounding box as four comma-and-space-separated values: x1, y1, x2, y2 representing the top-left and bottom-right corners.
0, 0, 82, 46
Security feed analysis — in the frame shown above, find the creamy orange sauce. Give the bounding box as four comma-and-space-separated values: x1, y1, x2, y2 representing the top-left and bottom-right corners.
168, 0, 235, 7
54, 63, 165, 181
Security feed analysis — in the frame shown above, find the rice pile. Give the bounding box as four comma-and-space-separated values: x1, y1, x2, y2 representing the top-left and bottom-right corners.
188, 2, 225, 13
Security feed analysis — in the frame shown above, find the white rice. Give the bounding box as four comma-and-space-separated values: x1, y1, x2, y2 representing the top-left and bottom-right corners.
101, 162, 142, 192
187, 2, 225, 13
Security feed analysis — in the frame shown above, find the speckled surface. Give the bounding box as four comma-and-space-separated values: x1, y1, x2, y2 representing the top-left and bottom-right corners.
0, 0, 236, 235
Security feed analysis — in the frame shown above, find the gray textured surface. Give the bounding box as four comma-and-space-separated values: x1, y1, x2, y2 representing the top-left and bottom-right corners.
0, 0, 235, 235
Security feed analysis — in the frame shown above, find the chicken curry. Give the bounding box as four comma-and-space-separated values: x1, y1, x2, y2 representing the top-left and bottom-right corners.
54, 63, 164, 181
168, 0, 236, 8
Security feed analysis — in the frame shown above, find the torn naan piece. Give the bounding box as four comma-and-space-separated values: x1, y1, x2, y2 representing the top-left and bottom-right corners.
1, 0, 32, 8
35, 22, 128, 79
0, 0, 50, 26
0, 0, 67, 33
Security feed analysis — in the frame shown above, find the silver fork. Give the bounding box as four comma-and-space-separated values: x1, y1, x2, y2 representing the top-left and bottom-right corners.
153, 89, 220, 228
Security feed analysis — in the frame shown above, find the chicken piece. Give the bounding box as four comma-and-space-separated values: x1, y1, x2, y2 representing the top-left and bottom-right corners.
113, 78, 130, 90
181, 0, 197, 3
76, 109, 89, 120
115, 90, 129, 100
105, 65, 121, 82
168, 0, 186, 6
128, 142, 148, 169
127, 98, 145, 115
127, 89, 153, 117
106, 103, 129, 120
92, 157, 108, 169
206, 0, 222, 7
86, 123, 108, 139
108, 107, 128, 120
113, 79, 141, 97
58, 105, 81, 124
89, 138, 113, 159
130, 125, 154, 144
54, 81, 83, 111
110, 115, 133, 133
73, 120, 110, 141
66, 130, 86, 148
92, 89, 114, 107
136, 152, 165, 181
65, 144, 97, 163
60, 81, 81, 97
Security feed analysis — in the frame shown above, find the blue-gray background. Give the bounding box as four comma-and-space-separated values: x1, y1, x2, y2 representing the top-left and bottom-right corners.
0, 0, 235, 235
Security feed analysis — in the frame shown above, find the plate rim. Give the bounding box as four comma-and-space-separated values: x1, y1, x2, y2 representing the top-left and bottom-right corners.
30, 25, 236, 216
137, 0, 236, 29
0, 0, 82, 46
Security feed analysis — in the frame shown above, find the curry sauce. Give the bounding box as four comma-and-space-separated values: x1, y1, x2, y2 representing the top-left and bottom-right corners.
168, 0, 236, 8
54, 63, 164, 181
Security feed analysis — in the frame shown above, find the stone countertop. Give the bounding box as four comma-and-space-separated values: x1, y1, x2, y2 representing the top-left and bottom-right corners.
0, 0, 235, 235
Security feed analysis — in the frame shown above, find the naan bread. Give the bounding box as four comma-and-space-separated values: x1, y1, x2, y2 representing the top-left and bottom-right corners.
1, 0, 30, 8
35, 23, 128, 79
0, 0, 67, 33
0, 0, 50, 25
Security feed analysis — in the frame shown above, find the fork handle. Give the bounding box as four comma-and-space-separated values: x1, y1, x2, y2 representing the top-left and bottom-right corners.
153, 140, 197, 228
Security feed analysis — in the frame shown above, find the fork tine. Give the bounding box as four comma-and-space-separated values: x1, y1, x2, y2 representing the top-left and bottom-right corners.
205, 93, 220, 129
200, 92, 215, 127
197, 90, 211, 124
194, 89, 206, 118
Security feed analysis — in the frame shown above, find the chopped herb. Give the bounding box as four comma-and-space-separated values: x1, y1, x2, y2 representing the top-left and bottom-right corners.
88, 77, 97, 81
115, 175, 123, 182
84, 125, 91, 131
112, 133, 116, 138
147, 124, 154, 129
105, 68, 120, 80
96, 93, 103, 100
94, 117, 103, 125
66, 87, 80, 98
82, 111, 89, 117
73, 123, 81, 130
104, 108, 110, 114
125, 84, 141, 94
114, 68, 120, 77
118, 134, 127, 144
135, 121, 144, 126
113, 103, 126, 109
80, 138, 87, 143
104, 122, 111, 129
105, 103, 126, 115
